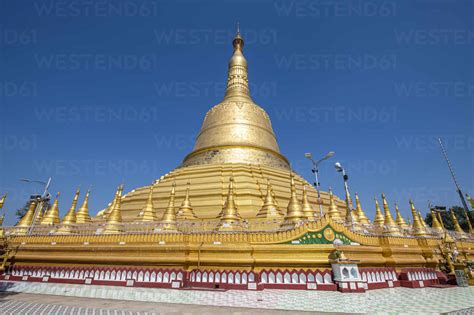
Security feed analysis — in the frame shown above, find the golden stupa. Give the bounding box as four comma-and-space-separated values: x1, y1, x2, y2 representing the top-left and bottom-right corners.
1, 28, 473, 292
96, 28, 348, 221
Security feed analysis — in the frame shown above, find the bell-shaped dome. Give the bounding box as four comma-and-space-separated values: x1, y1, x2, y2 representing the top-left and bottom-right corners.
182, 30, 289, 169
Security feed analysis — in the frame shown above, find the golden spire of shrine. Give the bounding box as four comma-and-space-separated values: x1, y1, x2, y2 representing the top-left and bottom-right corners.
327, 188, 342, 221
60, 188, 80, 226
76, 189, 92, 224
345, 190, 362, 232
177, 181, 198, 220
430, 210, 443, 232
217, 177, 243, 231
256, 179, 283, 219
373, 197, 385, 227
409, 199, 427, 237
394, 203, 408, 228
301, 184, 316, 221
381, 193, 401, 236
354, 193, 370, 224
0, 193, 6, 209
450, 208, 466, 235
159, 182, 178, 231
139, 184, 157, 222
461, 207, 473, 234
40, 193, 61, 225
103, 185, 124, 234
281, 174, 305, 228
181, 26, 289, 169
16, 200, 37, 228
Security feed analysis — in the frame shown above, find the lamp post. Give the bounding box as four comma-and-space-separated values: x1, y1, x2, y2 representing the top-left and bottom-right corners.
334, 162, 355, 226
20, 177, 51, 235
305, 151, 335, 217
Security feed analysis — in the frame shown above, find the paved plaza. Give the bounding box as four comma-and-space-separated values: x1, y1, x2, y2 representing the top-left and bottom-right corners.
1, 281, 473, 314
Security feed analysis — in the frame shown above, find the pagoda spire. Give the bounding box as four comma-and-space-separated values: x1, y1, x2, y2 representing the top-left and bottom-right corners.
409, 199, 427, 237
381, 193, 401, 236
0, 193, 6, 209
16, 200, 37, 229
40, 193, 61, 225
450, 208, 466, 236
301, 184, 316, 221
217, 177, 243, 231
159, 182, 178, 231
345, 190, 362, 232
224, 25, 250, 100
430, 210, 444, 233
61, 188, 80, 226
256, 179, 283, 218
462, 207, 474, 234
394, 203, 408, 228
327, 188, 342, 221
103, 185, 123, 234
140, 184, 157, 222
373, 197, 385, 227
76, 189, 92, 224
281, 174, 305, 228
418, 211, 427, 228
354, 193, 370, 224
177, 181, 198, 220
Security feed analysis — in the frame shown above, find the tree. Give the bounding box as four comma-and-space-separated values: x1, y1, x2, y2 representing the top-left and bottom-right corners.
424, 206, 472, 231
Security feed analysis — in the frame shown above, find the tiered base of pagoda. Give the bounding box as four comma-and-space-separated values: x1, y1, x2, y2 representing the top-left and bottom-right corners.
1, 265, 445, 292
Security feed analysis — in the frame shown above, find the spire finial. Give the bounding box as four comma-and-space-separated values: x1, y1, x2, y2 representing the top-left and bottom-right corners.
237, 22, 240, 34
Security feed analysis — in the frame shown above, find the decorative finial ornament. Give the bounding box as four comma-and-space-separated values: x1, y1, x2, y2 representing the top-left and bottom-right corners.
301, 184, 316, 221
354, 193, 370, 224
159, 182, 178, 231
327, 187, 342, 221
394, 203, 408, 229
177, 181, 198, 220
76, 189, 92, 224
409, 199, 427, 237
40, 192, 61, 225
256, 179, 283, 218
103, 185, 124, 234
217, 177, 243, 231
281, 174, 305, 228
373, 197, 385, 227
140, 184, 157, 222
224, 25, 250, 100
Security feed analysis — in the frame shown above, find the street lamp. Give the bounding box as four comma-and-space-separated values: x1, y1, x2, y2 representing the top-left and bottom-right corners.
20, 177, 51, 235
334, 162, 354, 224
305, 151, 335, 217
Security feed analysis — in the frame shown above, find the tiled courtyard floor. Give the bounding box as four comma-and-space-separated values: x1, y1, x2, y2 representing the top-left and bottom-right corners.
1, 281, 473, 314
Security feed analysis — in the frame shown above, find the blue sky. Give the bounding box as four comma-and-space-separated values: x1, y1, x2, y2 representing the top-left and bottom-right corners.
1, 0, 473, 225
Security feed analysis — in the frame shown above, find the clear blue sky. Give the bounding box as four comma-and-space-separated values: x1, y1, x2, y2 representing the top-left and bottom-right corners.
1, 0, 473, 225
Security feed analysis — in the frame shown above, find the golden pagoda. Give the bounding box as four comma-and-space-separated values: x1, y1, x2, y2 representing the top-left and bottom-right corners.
40, 193, 61, 225
301, 185, 316, 221
103, 186, 124, 234
2, 27, 474, 295
373, 197, 385, 227
217, 177, 243, 231
450, 208, 466, 237
430, 210, 444, 233
381, 193, 401, 236
394, 203, 409, 229
256, 179, 284, 219
354, 192, 370, 224
57, 188, 80, 233
176, 181, 198, 220
76, 190, 92, 224
138, 184, 158, 222
15, 200, 37, 231
409, 199, 427, 237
